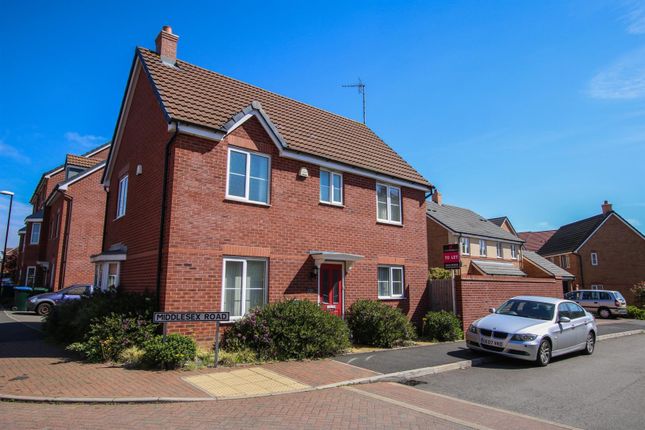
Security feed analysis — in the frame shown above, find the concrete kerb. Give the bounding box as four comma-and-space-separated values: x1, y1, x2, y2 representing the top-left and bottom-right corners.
1, 329, 642, 404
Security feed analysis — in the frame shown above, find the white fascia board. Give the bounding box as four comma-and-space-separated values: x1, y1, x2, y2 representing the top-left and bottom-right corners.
84, 143, 111, 158
574, 212, 645, 252
44, 189, 61, 207
59, 162, 106, 191
90, 253, 127, 263
103, 60, 142, 187
168, 122, 225, 140
44, 167, 64, 179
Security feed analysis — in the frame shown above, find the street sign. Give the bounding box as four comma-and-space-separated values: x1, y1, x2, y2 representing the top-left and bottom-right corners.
153, 311, 230, 368
153, 312, 230, 323
443, 244, 460, 270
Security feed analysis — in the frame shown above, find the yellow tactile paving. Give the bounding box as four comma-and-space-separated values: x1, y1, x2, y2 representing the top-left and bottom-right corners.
183, 367, 311, 398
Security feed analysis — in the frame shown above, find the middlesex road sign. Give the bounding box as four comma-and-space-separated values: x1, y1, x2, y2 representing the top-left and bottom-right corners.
443, 244, 460, 270
153, 312, 230, 323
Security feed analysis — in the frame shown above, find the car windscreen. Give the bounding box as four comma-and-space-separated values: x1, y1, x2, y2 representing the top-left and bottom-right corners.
614, 292, 626, 301
496, 299, 555, 321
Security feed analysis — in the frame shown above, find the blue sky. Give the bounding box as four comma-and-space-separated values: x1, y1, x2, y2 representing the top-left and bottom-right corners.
1, 0, 645, 248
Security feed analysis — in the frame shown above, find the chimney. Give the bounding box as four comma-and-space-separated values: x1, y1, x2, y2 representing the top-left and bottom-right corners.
601, 200, 613, 215
432, 190, 442, 205
155, 26, 179, 65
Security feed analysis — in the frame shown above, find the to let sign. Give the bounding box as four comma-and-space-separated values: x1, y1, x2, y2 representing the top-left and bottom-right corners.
443, 244, 460, 270
153, 312, 230, 323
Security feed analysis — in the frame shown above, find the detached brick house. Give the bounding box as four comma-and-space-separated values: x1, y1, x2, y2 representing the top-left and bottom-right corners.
17, 144, 110, 289
92, 27, 432, 342
426, 193, 571, 329
537, 201, 645, 303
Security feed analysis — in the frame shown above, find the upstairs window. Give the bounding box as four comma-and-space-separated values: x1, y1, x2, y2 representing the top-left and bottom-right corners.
320, 169, 343, 205
378, 266, 404, 299
376, 183, 401, 224
461, 237, 470, 255
560, 255, 570, 269
591, 252, 598, 266
116, 175, 128, 219
496, 242, 503, 258
479, 240, 487, 256
511, 244, 518, 259
30, 223, 41, 245
66, 166, 84, 180
227, 148, 270, 204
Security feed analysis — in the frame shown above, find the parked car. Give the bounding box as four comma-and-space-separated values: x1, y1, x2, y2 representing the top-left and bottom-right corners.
466, 296, 597, 366
26, 284, 94, 316
564, 290, 627, 319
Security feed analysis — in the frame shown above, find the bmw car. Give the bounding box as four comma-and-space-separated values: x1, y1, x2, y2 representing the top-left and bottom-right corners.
466, 296, 597, 366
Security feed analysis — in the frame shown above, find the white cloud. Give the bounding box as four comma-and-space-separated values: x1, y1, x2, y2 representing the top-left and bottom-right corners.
536, 221, 554, 229
588, 47, 645, 99
622, 0, 645, 34
0, 140, 30, 164
64, 132, 106, 149
0, 199, 32, 249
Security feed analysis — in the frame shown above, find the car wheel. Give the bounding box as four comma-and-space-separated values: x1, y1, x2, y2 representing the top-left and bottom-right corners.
36, 303, 52, 316
535, 339, 551, 367
598, 308, 611, 319
582, 332, 595, 355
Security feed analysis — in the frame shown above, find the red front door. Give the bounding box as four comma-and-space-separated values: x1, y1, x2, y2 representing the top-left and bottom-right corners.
319, 264, 343, 317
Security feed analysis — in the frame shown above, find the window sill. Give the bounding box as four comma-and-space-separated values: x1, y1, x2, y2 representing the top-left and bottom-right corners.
378, 296, 406, 301
376, 220, 403, 227
319, 201, 345, 208
224, 197, 271, 207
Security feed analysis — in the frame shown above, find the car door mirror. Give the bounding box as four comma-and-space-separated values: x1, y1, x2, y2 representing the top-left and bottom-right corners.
558, 316, 571, 323
488, 307, 496, 313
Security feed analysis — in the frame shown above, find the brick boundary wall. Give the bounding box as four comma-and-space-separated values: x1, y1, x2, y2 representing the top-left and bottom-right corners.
456, 275, 563, 330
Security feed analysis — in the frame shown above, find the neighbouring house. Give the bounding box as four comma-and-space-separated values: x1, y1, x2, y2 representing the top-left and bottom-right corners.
426, 192, 571, 329
488, 216, 518, 236
91, 26, 432, 343
517, 230, 557, 252
16, 144, 110, 289
537, 201, 645, 303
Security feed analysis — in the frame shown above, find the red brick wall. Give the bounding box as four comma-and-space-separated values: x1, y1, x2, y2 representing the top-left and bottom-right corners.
456, 275, 563, 329
578, 215, 645, 303
20, 222, 43, 286
158, 117, 429, 342
427, 218, 450, 269
103, 67, 172, 295
42, 197, 65, 290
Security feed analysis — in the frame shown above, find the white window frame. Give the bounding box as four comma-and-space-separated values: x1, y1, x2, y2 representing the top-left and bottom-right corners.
496, 242, 503, 258
225, 147, 271, 205
377, 265, 405, 299
479, 239, 487, 257
461, 237, 470, 255
30, 223, 41, 245
25, 266, 36, 287
511, 244, 518, 260
116, 175, 128, 219
590, 252, 598, 266
221, 257, 269, 320
376, 183, 402, 224
319, 169, 343, 205
94, 262, 121, 291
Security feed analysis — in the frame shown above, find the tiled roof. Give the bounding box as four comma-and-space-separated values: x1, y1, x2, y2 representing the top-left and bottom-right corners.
66, 154, 102, 169
518, 230, 557, 252
427, 201, 523, 243
488, 217, 506, 227
137, 48, 430, 187
523, 251, 574, 279
472, 260, 526, 277
538, 214, 607, 256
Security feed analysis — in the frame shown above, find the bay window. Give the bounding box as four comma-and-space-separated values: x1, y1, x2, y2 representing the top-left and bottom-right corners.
222, 258, 268, 318
226, 148, 270, 204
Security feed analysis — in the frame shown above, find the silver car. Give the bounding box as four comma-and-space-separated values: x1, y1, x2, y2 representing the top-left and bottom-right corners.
466, 296, 597, 366
565, 290, 627, 319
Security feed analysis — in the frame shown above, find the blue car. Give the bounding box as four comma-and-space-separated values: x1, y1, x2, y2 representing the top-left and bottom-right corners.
27, 284, 94, 316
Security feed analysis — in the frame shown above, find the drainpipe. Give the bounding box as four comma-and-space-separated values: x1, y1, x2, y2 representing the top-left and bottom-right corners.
155, 123, 180, 311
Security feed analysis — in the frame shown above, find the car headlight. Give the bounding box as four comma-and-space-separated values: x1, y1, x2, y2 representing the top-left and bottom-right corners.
511, 334, 538, 342
468, 324, 477, 334
28, 297, 36, 303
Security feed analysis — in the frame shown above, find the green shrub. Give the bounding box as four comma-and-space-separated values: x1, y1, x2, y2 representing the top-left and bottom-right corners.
43, 291, 154, 344
423, 311, 463, 342
428, 267, 452, 280
627, 305, 645, 320
66, 314, 157, 362
142, 334, 197, 369
223, 300, 350, 360
119, 346, 145, 368
346, 300, 416, 348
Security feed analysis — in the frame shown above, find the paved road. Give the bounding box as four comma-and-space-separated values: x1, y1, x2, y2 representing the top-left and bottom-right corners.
413, 334, 645, 430
334, 319, 645, 374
